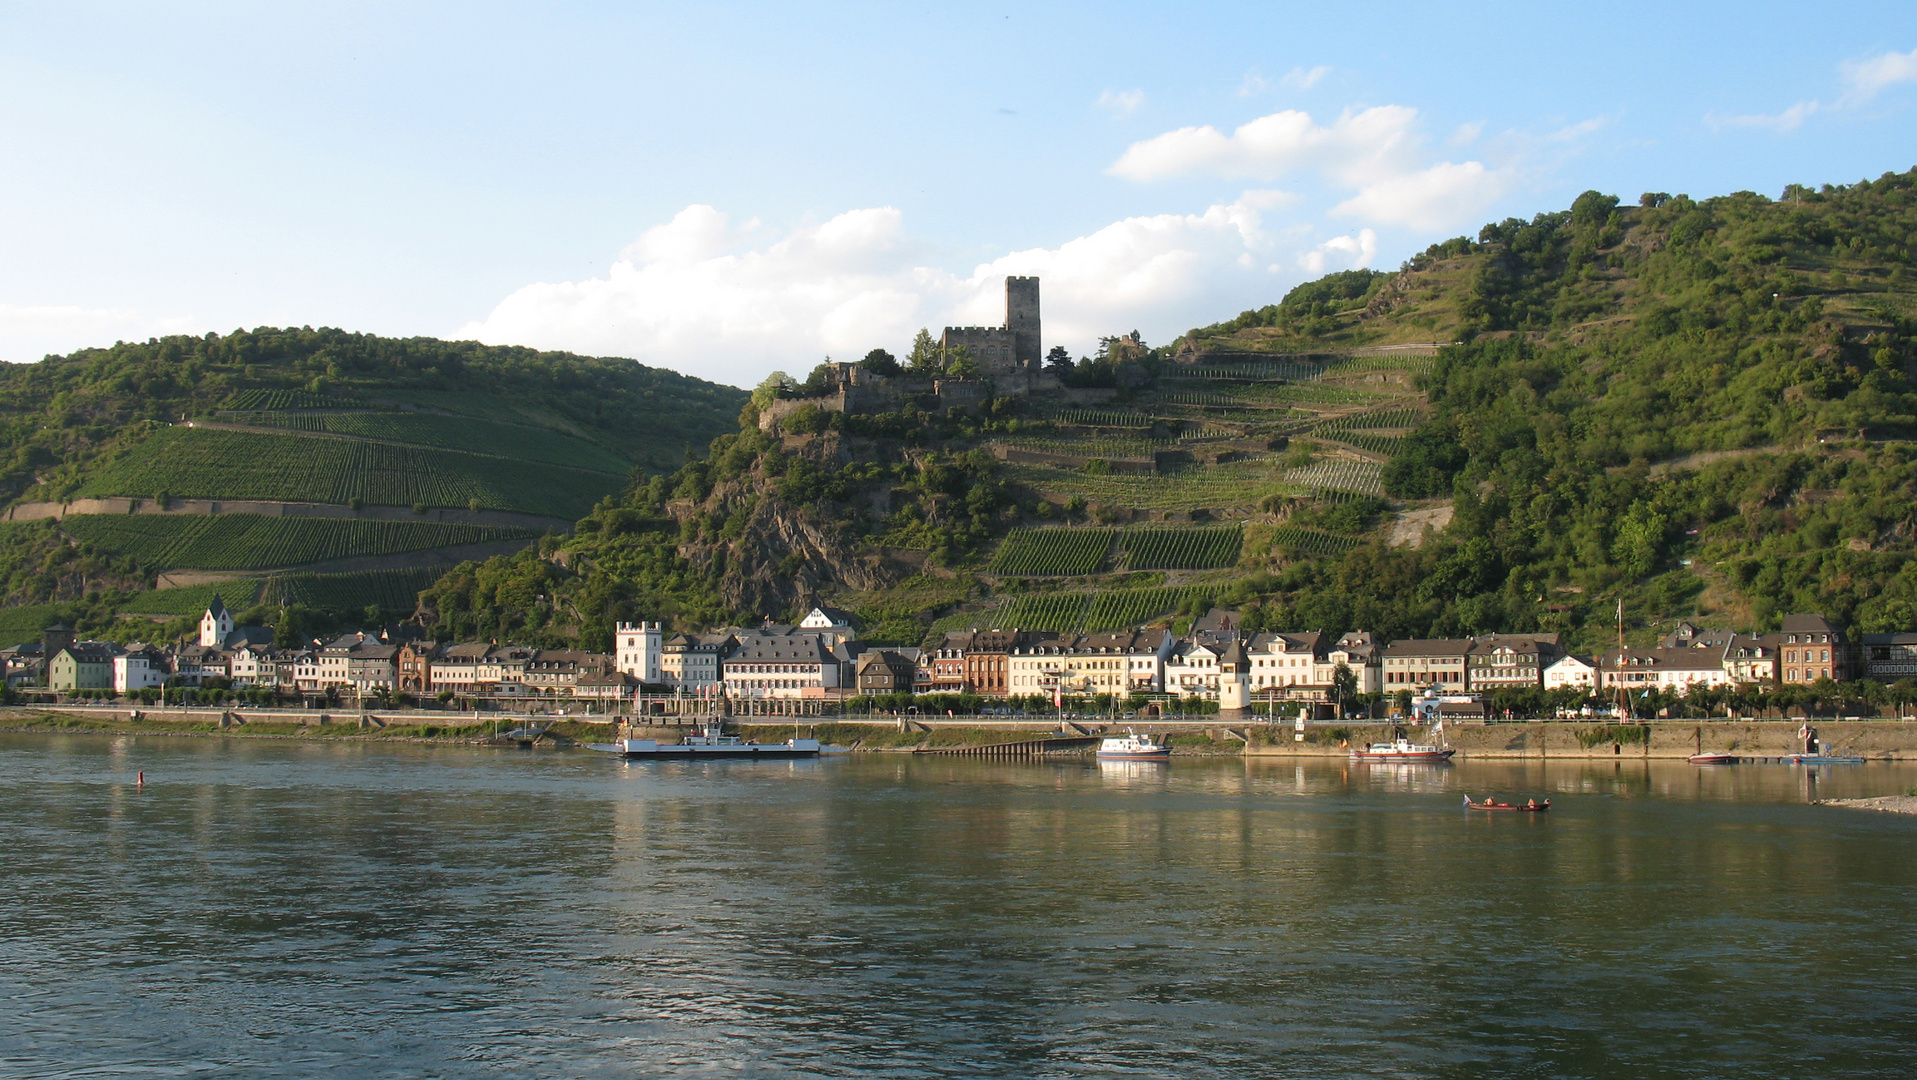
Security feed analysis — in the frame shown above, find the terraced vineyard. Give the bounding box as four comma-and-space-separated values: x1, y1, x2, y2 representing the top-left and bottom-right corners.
77, 427, 612, 519
997, 436, 1166, 459
1313, 406, 1423, 433
988, 528, 1115, 575
988, 585, 1212, 633
241, 411, 632, 472
1006, 461, 1290, 511
59, 514, 543, 571
1044, 409, 1153, 429
1118, 527, 1243, 570
1282, 459, 1385, 496
221, 389, 364, 410
1265, 527, 1362, 556
0, 603, 67, 647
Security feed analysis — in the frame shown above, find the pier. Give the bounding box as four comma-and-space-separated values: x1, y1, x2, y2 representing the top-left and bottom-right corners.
912, 735, 1101, 758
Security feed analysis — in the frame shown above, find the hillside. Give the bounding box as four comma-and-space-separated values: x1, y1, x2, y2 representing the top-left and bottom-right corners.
413, 167, 1917, 656
0, 328, 745, 641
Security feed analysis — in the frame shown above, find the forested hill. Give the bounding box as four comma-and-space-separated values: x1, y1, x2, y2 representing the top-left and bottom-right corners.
1182, 168, 1917, 641
408, 168, 1917, 656
0, 328, 746, 506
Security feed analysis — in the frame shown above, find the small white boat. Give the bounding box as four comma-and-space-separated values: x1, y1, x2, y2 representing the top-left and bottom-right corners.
1350, 737, 1454, 763
1095, 730, 1171, 761
588, 720, 821, 759
1689, 752, 1740, 765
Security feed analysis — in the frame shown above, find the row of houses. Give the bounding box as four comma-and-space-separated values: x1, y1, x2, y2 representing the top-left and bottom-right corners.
3, 594, 1894, 705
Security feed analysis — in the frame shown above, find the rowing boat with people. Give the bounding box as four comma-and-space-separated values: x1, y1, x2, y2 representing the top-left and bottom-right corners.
1463, 795, 1550, 812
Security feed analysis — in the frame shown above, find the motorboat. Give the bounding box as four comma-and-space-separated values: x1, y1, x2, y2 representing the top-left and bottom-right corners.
587, 720, 820, 759
1351, 737, 1454, 763
1464, 795, 1550, 812
1688, 752, 1740, 765
1095, 731, 1171, 761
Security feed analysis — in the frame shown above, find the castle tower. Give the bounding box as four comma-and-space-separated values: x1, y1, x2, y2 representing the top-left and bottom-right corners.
616, 621, 662, 684
1006, 276, 1041, 370
200, 594, 233, 649
1219, 635, 1251, 713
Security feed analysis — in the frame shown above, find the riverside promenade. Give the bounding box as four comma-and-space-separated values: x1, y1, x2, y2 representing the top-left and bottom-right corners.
15, 706, 1917, 759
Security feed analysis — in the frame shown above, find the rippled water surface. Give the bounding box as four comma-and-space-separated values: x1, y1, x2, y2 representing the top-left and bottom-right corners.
3, 734, 1916, 1078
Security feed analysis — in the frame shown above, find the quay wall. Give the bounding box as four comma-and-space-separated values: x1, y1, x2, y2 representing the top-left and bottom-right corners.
1243, 720, 1917, 759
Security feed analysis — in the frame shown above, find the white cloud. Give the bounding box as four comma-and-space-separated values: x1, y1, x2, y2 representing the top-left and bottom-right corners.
1297, 229, 1377, 277
1111, 104, 1515, 232
1841, 46, 1917, 103
1237, 72, 1270, 98
457, 197, 1323, 386
1281, 65, 1331, 90
1332, 161, 1511, 230
1096, 89, 1146, 117
1109, 105, 1424, 185
0, 303, 196, 364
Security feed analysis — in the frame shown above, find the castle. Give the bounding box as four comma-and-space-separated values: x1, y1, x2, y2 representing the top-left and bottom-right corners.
756, 276, 1114, 432
940, 276, 1042, 375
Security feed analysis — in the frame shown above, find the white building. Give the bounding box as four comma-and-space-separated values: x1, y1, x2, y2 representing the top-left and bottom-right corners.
722, 635, 842, 699
1005, 630, 1174, 697
200, 595, 234, 648
1543, 654, 1598, 692
112, 648, 168, 693
1163, 640, 1224, 699
615, 621, 662, 684
1600, 647, 1734, 693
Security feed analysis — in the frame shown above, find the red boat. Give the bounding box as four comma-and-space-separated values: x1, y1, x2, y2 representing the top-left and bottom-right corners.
1463, 795, 1550, 812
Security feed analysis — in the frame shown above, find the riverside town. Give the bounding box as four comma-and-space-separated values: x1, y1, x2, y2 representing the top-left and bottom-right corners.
13, 592, 1907, 723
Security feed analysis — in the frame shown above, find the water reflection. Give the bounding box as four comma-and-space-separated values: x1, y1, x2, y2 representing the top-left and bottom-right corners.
2, 735, 1915, 1079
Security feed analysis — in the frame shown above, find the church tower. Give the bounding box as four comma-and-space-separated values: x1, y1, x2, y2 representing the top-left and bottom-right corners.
200, 594, 234, 648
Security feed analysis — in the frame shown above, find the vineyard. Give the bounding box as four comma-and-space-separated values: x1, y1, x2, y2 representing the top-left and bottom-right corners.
1044, 409, 1153, 429
1118, 527, 1243, 570
1004, 462, 1288, 511
997, 436, 1166, 460
77, 427, 613, 519
241, 411, 631, 473
988, 528, 1115, 575
1263, 527, 1362, 556
988, 585, 1212, 633
60, 514, 542, 571
1281, 459, 1385, 496
220, 390, 364, 411
0, 603, 66, 647
1312, 406, 1423, 433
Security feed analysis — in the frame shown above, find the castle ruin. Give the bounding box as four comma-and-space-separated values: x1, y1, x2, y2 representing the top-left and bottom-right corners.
941, 276, 1042, 375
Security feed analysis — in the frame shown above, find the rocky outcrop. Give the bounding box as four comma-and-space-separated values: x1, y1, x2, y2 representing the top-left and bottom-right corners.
706, 495, 903, 617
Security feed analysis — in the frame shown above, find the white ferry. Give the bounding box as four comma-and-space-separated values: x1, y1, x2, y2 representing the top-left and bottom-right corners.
588, 720, 821, 759
1350, 737, 1455, 763
1095, 731, 1171, 761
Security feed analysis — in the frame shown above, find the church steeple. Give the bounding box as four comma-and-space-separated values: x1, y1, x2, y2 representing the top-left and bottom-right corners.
200, 594, 234, 648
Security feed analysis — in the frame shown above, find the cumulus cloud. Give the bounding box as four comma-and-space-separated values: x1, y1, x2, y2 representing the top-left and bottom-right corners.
1298, 229, 1377, 277
1109, 105, 1425, 184
1707, 99, 1821, 133
1110, 104, 1513, 232
1332, 161, 1511, 230
1096, 89, 1145, 117
456, 196, 1365, 386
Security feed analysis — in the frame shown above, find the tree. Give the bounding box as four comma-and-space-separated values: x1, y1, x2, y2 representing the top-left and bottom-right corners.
861, 348, 901, 377
750, 370, 795, 409
1045, 345, 1073, 375
907, 329, 941, 373
945, 345, 980, 378
1332, 661, 1358, 719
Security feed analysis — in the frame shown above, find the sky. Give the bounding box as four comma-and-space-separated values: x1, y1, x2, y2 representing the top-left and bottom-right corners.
2, 2, 1915, 389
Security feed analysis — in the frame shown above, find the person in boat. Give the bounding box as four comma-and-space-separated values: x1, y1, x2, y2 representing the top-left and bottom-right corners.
1525, 798, 1537, 809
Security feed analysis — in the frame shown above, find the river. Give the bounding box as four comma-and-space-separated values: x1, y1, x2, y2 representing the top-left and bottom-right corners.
2, 734, 1914, 1078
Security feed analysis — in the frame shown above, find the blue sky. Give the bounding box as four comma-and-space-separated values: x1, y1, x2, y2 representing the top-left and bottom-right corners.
2, 1, 1914, 387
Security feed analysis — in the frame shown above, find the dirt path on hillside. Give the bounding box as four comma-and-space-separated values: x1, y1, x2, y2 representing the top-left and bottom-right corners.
152, 536, 542, 588
1388, 503, 1453, 547
5, 497, 571, 531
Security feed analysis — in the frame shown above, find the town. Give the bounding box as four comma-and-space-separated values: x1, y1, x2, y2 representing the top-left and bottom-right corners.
8, 592, 1910, 720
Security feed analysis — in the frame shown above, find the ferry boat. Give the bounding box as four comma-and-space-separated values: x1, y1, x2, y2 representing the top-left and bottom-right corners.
1095, 731, 1171, 761
587, 721, 821, 759
1351, 737, 1454, 763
